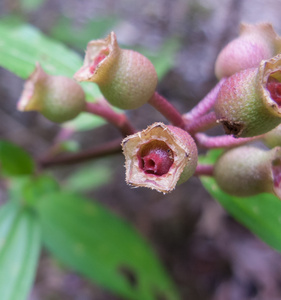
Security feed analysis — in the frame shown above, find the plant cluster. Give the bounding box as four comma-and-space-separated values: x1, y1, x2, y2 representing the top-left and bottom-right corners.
2, 19, 281, 300
20, 23, 281, 197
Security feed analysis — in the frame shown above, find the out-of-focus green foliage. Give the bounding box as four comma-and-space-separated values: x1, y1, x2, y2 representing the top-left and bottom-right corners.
20, 0, 45, 12
0, 200, 41, 300
200, 149, 281, 253
64, 159, 112, 192
50, 16, 118, 50
35, 191, 180, 300
0, 140, 34, 176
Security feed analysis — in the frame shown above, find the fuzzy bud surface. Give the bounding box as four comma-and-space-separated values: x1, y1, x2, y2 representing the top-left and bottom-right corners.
214, 146, 281, 199
74, 32, 158, 110
215, 54, 281, 137
122, 122, 198, 193
18, 63, 86, 123
215, 23, 281, 79
263, 124, 281, 148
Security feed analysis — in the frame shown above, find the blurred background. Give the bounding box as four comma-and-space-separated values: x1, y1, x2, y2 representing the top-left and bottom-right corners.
1, 0, 281, 299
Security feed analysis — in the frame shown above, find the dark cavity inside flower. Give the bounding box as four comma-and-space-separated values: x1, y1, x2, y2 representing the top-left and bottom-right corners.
137, 140, 174, 176
89, 47, 110, 74
272, 158, 281, 188
266, 71, 281, 106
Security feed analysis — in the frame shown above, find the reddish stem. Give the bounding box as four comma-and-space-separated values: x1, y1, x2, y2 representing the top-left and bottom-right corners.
195, 133, 263, 149
39, 138, 122, 168
185, 111, 218, 135
85, 100, 135, 136
194, 164, 214, 176
183, 78, 226, 122
148, 92, 186, 129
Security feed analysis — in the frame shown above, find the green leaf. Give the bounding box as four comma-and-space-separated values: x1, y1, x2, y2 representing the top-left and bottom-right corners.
36, 191, 179, 300
0, 16, 104, 131
22, 174, 60, 206
63, 112, 106, 131
50, 16, 118, 50
0, 201, 41, 300
20, 0, 45, 12
0, 140, 34, 176
64, 159, 112, 192
199, 149, 281, 252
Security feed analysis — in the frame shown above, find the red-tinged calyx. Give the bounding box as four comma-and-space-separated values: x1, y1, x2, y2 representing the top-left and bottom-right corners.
266, 73, 281, 106
122, 122, 198, 193
137, 140, 174, 176
89, 47, 110, 74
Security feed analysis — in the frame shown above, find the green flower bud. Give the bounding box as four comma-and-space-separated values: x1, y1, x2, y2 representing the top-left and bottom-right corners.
215, 22, 281, 79
214, 146, 281, 199
74, 32, 158, 110
122, 122, 198, 193
18, 63, 86, 123
215, 54, 281, 137
263, 124, 281, 148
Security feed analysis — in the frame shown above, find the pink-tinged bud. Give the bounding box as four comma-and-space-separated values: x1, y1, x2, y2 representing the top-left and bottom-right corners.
18, 63, 86, 123
74, 32, 158, 110
215, 23, 281, 79
215, 54, 281, 137
122, 122, 198, 193
214, 146, 281, 199
263, 124, 281, 148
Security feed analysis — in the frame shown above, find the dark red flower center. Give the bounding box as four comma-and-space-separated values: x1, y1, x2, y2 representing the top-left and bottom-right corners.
137, 140, 174, 176
89, 47, 110, 74
267, 73, 281, 106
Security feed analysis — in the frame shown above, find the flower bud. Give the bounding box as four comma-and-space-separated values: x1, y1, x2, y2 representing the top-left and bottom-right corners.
18, 63, 86, 123
214, 146, 281, 199
74, 32, 158, 110
214, 54, 281, 137
215, 23, 281, 79
122, 122, 198, 193
263, 124, 281, 148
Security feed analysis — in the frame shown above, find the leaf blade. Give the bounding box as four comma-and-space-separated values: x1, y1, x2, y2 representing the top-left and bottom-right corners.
36, 191, 179, 300
0, 140, 34, 176
0, 201, 41, 300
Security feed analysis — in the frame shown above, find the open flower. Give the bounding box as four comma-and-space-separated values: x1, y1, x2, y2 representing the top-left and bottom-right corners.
74, 32, 158, 110
122, 122, 198, 193
214, 146, 281, 199
18, 63, 86, 123
215, 22, 281, 79
215, 54, 281, 137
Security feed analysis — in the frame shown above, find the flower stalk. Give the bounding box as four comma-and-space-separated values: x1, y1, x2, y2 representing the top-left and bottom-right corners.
148, 92, 186, 129
183, 78, 226, 123
85, 100, 135, 136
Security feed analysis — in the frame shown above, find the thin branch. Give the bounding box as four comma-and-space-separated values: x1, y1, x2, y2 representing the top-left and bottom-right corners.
183, 78, 226, 122
39, 138, 122, 168
195, 133, 264, 149
194, 164, 214, 176
148, 92, 186, 129
85, 100, 135, 136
